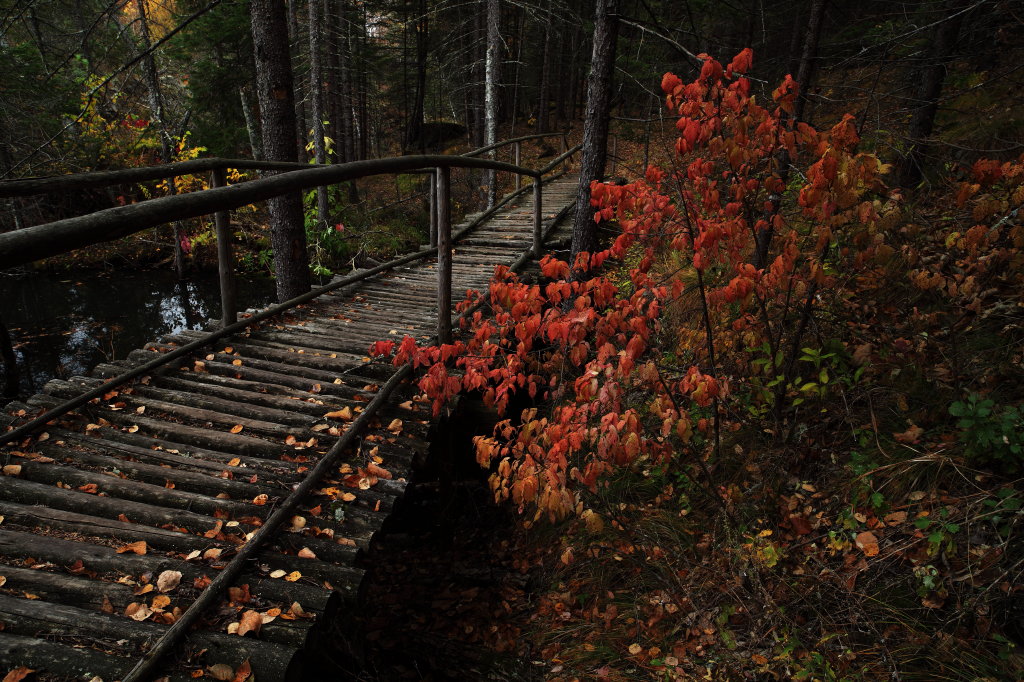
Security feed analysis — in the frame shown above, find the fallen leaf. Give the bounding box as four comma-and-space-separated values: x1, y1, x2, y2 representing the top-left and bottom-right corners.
252, 494, 269, 505
297, 547, 316, 559
387, 419, 403, 433
236, 610, 262, 636
233, 659, 252, 682
894, 424, 924, 444
284, 571, 302, 582
366, 462, 392, 480
270, 569, 287, 579
207, 663, 235, 681
157, 570, 182, 593
324, 407, 353, 421
2, 667, 34, 682
628, 643, 642, 655
2, 465, 21, 476
855, 531, 880, 557
227, 458, 241, 467
151, 594, 171, 611
125, 602, 153, 621
230, 425, 244, 434
77, 483, 99, 494
232, 359, 243, 366
117, 541, 147, 555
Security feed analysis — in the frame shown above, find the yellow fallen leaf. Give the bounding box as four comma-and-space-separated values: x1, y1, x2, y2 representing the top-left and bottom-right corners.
284, 571, 302, 582
228, 458, 241, 467
230, 424, 244, 434
252, 494, 269, 505
151, 594, 171, 611
628, 643, 642, 655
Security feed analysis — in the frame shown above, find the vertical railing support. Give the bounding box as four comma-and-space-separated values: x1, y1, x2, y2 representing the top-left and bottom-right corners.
429, 170, 438, 248
211, 168, 237, 328
436, 166, 452, 345
533, 174, 543, 258
514, 142, 521, 190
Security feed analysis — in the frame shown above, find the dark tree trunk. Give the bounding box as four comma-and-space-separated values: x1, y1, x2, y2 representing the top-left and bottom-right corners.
0, 312, 18, 399
131, 0, 186, 279
309, 0, 329, 229
406, 0, 429, 152
287, 0, 307, 161
485, 0, 501, 208
792, 0, 827, 124
251, 0, 312, 301
535, 2, 552, 133
569, 0, 618, 268
897, 0, 969, 188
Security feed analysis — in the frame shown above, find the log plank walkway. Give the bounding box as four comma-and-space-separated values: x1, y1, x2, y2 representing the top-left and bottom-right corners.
0, 176, 578, 681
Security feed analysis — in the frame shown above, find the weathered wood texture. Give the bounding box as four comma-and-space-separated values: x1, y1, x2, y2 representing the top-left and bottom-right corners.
0, 176, 578, 679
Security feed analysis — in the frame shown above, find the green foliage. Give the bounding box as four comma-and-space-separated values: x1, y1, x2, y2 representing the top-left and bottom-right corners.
949, 393, 1024, 472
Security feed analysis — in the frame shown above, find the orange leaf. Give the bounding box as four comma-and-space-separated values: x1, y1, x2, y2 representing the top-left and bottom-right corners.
236, 610, 262, 636
233, 659, 253, 682
284, 571, 302, 582
297, 547, 316, 559
252, 494, 269, 505
365, 463, 392, 480
117, 540, 147, 555
230, 424, 244, 434
855, 531, 880, 557
3, 667, 34, 682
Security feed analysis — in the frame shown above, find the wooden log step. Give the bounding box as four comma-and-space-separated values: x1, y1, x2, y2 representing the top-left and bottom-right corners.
48, 426, 305, 483
0, 633, 151, 682
4, 456, 268, 519
44, 378, 311, 442
33, 441, 290, 501
0, 594, 302, 681
0, 528, 345, 611
152, 373, 339, 419
0, 565, 315, 649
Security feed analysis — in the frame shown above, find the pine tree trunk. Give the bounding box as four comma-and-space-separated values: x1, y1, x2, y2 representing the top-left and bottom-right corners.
287, 0, 307, 161
484, 0, 501, 208
792, 0, 827, 124
239, 85, 263, 160
570, 0, 618, 268
535, 3, 552, 134
897, 0, 969, 188
251, 0, 312, 301
308, 0, 329, 230
132, 0, 186, 279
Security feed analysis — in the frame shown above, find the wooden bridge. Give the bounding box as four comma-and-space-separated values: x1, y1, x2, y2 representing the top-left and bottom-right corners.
0, 142, 580, 680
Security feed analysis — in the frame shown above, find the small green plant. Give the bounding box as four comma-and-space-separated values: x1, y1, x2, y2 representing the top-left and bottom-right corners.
913, 506, 960, 556
949, 393, 1024, 472
981, 487, 1022, 538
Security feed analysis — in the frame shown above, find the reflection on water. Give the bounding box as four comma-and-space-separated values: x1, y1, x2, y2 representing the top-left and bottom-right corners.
0, 270, 276, 398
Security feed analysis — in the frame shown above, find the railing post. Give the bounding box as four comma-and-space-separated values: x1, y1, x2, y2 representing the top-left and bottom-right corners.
514, 142, 521, 190
610, 134, 618, 174
436, 165, 452, 345
211, 168, 236, 328
429, 170, 438, 248
560, 133, 567, 156
533, 174, 543, 258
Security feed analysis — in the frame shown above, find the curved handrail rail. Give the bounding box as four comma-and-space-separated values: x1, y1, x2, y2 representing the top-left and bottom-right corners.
0, 133, 570, 198
0, 154, 552, 270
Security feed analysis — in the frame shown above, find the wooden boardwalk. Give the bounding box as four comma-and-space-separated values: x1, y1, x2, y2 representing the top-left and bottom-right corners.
0, 176, 578, 680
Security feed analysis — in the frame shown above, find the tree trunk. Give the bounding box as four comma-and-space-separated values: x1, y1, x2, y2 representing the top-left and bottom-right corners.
308, 0, 329, 230
897, 0, 969, 188
484, 0, 501, 208
239, 85, 263, 160
570, 0, 618, 268
251, 0, 312, 301
0, 312, 18, 400
406, 0, 429, 152
535, 3, 552, 133
287, 0, 307, 161
132, 0, 186, 279
792, 0, 827, 124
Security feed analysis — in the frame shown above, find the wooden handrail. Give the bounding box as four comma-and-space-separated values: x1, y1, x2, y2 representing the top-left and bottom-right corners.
462, 131, 568, 158
0, 155, 536, 270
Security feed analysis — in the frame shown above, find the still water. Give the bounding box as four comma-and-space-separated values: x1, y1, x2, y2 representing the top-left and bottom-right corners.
0, 270, 276, 398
